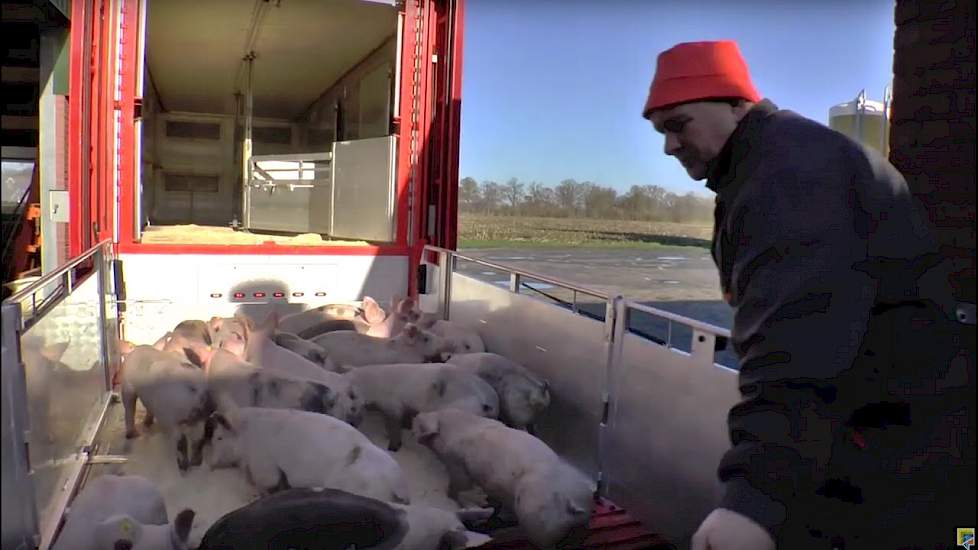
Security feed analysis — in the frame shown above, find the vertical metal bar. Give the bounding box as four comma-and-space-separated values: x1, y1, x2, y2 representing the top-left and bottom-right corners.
598, 295, 626, 498
666, 320, 672, 348
241, 54, 255, 229
855, 89, 866, 145
572, 289, 579, 314
66, 270, 73, 294
438, 250, 453, 321
95, 245, 111, 391
509, 272, 521, 294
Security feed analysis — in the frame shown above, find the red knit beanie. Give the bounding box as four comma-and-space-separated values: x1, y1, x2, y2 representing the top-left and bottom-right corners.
643, 40, 761, 118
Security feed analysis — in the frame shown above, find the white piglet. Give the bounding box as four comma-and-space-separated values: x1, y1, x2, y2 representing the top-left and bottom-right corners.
427, 320, 486, 355
312, 324, 449, 367
392, 503, 494, 550
51, 474, 195, 550
413, 409, 594, 548
206, 348, 363, 427
445, 352, 551, 431
119, 345, 211, 470
346, 363, 500, 451
204, 407, 410, 504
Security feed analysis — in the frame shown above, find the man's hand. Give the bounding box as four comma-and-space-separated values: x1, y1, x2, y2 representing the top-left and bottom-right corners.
691, 508, 776, 550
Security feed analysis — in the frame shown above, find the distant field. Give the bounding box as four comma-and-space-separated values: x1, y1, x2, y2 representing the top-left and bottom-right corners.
458, 214, 714, 249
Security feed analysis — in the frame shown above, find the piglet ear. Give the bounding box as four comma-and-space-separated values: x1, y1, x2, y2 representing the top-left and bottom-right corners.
362, 296, 386, 324
412, 412, 440, 441
208, 316, 224, 332
396, 296, 416, 315
173, 509, 195, 543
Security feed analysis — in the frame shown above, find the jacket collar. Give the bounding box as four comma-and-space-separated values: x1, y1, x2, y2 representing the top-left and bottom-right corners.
705, 99, 778, 193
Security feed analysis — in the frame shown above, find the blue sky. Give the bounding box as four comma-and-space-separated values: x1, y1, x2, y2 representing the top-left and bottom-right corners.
457, 0, 897, 197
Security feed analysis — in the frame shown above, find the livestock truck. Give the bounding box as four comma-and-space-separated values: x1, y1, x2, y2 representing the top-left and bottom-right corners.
2, 0, 974, 549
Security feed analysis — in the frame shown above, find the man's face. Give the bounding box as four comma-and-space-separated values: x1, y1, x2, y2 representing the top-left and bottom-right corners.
649, 101, 751, 180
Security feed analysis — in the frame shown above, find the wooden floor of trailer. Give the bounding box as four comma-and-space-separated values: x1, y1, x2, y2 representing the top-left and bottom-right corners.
139, 225, 371, 247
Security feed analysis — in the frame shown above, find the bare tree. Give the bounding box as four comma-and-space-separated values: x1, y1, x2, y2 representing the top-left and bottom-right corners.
479, 181, 503, 214
503, 178, 525, 213
459, 177, 480, 212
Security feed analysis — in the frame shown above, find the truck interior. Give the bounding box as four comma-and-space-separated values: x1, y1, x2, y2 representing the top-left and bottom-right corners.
139, 0, 400, 246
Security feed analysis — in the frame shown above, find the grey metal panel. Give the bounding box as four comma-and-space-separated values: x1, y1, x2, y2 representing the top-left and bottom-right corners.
449, 273, 608, 478
603, 328, 740, 546
308, 180, 333, 234
330, 136, 397, 242
2, 304, 40, 550
246, 186, 313, 233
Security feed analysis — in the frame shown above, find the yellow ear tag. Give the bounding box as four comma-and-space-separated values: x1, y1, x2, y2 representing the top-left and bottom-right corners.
120, 518, 133, 537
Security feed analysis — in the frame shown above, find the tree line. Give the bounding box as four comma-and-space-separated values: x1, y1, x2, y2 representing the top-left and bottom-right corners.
459, 177, 715, 223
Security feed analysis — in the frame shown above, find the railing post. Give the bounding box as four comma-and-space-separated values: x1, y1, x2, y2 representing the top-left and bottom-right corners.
96, 244, 112, 391
438, 249, 453, 321
597, 294, 625, 498
509, 272, 521, 294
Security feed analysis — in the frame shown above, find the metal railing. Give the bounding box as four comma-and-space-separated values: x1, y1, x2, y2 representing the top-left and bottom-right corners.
423, 244, 729, 348
248, 152, 333, 190
2, 239, 121, 550
421, 244, 737, 542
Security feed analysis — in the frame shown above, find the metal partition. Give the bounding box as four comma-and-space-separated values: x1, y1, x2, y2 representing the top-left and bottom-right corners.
2, 240, 120, 550
603, 300, 738, 546
330, 136, 398, 242
421, 245, 738, 546
244, 152, 333, 233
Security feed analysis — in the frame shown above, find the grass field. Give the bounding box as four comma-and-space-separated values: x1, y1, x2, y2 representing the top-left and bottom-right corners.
458, 214, 714, 249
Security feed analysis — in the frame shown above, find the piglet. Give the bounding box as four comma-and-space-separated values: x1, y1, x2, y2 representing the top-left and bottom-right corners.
311, 324, 449, 367
207, 348, 363, 427
51, 474, 194, 550
345, 363, 499, 451
277, 303, 361, 336
271, 330, 330, 366
119, 345, 211, 470
413, 409, 594, 548
204, 407, 410, 503
243, 312, 342, 378
391, 502, 494, 550
445, 352, 550, 431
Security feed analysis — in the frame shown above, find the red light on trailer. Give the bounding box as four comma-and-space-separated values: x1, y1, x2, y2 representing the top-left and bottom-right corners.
315, 292, 327, 297
292, 292, 304, 297
273, 292, 285, 298
210, 293, 222, 298
233, 292, 246, 299
253, 292, 266, 298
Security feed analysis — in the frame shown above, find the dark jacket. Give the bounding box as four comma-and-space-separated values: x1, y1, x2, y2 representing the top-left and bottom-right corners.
707, 100, 975, 548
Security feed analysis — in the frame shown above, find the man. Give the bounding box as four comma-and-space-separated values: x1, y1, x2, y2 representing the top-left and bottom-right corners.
642, 41, 974, 549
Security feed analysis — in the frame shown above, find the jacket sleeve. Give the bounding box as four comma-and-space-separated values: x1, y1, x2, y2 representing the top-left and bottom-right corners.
715, 157, 882, 539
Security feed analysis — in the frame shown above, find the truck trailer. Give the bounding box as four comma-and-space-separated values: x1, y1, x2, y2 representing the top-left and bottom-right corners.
2, 0, 974, 549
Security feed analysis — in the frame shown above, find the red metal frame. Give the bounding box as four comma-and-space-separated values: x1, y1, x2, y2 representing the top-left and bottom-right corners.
70, 0, 465, 280
67, 0, 89, 257
118, 0, 139, 249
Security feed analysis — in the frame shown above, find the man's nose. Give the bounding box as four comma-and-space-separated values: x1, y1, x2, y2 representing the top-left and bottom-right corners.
664, 132, 682, 156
